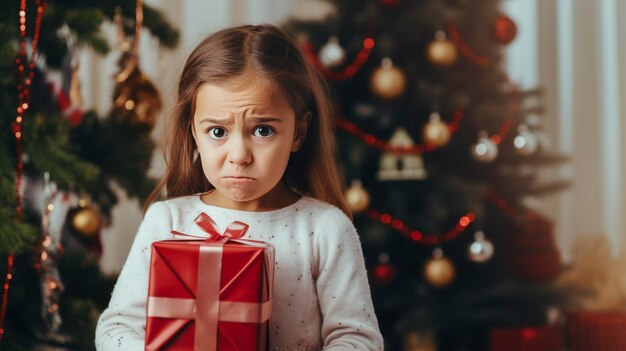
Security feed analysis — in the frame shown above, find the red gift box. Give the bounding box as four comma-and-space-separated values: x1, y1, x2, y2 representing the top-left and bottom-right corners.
489, 326, 563, 351
506, 214, 561, 283
145, 213, 275, 351
566, 311, 626, 351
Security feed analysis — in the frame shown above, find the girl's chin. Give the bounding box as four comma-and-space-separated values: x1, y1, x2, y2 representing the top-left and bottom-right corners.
222, 188, 261, 202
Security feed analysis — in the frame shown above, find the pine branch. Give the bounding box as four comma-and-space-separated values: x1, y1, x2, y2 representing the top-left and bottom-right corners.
526, 181, 572, 197
497, 152, 570, 166
0, 208, 39, 254
23, 111, 101, 191
26, 139, 101, 191
142, 5, 179, 49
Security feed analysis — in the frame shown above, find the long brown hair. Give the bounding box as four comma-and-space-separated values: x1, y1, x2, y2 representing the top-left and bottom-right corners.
145, 24, 352, 219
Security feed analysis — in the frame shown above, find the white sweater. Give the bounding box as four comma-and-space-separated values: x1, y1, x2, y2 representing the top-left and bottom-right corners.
95, 194, 384, 350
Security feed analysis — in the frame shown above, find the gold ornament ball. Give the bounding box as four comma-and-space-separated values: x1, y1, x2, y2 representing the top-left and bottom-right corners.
403, 330, 437, 351
423, 256, 456, 288
113, 67, 162, 131
423, 115, 451, 147
370, 59, 407, 100
345, 181, 371, 214
71, 207, 101, 237
426, 39, 458, 66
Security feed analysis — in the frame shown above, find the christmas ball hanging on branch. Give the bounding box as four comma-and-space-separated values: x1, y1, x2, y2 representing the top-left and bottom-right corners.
513, 124, 539, 156
111, 7, 162, 132
426, 30, 458, 66
373, 253, 396, 285
493, 14, 518, 44
319, 36, 347, 68
344, 179, 371, 214
68, 203, 102, 237
403, 330, 437, 351
422, 112, 451, 147
370, 57, 407, 100
112, 52, 162, 131
468, 230, 494, 263
471, 131, 498, 162
423, 248, 456, 288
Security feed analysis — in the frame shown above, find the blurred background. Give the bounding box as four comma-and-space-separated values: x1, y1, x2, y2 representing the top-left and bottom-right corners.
2, 0, 626, 350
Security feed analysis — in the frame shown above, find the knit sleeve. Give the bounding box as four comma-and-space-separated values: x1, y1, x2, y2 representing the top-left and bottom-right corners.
314, 209, 385, 350
95, 201, 172, 350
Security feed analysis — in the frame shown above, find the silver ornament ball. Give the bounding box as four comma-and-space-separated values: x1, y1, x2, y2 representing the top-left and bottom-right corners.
319, 36, 347, 68
514, 124, 539, 156
468, 230, 494, 263
471, 131, 498, 162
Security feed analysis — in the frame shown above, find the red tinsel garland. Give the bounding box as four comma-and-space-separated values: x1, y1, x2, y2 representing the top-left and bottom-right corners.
336, 110, 465, 154
447, 24, 489, 68
335, 112, 516, 153
367, 209, 476, 245
302, 37, 375, 81
1, 0, 47, 342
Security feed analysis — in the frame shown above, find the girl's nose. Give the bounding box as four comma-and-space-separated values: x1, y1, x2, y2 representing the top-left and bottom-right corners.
226, 133, 252, 165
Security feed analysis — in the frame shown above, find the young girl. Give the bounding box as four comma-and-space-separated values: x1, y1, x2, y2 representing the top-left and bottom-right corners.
95, 24, 384, 350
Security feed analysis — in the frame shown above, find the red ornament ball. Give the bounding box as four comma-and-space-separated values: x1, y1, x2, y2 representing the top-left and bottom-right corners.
493, 15, 517, 44
373, 262, 396, 284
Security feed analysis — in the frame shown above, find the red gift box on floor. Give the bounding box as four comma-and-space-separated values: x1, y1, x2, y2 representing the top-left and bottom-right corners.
489, 326, 563, 351
566, 311, 626, 351
145, 213, 275, 351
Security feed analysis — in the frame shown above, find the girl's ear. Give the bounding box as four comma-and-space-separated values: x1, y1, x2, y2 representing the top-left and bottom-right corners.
190, 122, 200, 160
292, 111, 312, 152
191, 122, 201, 153
191, 122, 197, 142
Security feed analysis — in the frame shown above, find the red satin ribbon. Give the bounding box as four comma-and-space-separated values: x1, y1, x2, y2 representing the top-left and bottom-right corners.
147, 296, 273, 322
146, 213, 274, 351
192, 212, 249, 240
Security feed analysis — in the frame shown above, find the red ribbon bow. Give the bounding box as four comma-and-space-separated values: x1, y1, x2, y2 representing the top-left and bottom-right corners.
171, 212, 249, 240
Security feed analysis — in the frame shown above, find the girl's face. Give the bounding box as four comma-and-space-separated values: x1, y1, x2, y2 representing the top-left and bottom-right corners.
191, 79, 309, 210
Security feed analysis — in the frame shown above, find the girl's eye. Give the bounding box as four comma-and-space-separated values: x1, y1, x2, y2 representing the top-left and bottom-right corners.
207, 127, 228, 139
253, 125, 275, 138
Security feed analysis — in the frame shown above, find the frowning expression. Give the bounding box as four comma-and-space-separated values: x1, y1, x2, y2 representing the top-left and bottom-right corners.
191, 79, 307, 207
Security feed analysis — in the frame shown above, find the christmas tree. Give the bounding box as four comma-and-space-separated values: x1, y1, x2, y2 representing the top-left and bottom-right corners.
0, 1, 178, 349
285, 0, 571, 350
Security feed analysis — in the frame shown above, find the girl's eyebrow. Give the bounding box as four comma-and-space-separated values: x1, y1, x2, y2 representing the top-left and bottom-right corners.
198, 116, 283, 124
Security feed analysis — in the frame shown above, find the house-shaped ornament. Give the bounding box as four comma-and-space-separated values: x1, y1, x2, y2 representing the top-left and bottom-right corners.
377, 127, 427, 181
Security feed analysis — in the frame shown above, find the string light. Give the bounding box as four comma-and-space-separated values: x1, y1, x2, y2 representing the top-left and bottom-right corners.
2, 0, 47, 342
303, 37, 375, 81
14, 0, 46, 217
35, 172, 64, 332
0, 256, 14, 340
